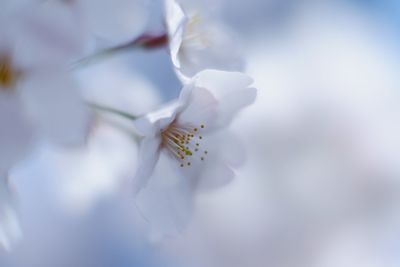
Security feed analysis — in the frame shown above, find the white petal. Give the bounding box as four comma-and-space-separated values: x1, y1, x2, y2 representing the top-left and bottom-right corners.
79, 0, 148, 44
19, 71, 90, 146
134, 116, 160, 136
135, 151, 193, 237
166, 0, 244, 79
193, 70, 257, 126
132, 136, 161, 195
166, 0, 188, 69
0, 93, 33, 171
178, 22, 245, 78
194, 131, 242, 191
176, 86, 218, 128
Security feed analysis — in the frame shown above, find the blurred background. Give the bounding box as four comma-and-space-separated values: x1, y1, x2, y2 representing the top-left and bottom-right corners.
3, 0, 400, 266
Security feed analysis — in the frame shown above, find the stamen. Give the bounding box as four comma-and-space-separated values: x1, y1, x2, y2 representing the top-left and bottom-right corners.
0, 55, 17, 89
161, 122, 209, 167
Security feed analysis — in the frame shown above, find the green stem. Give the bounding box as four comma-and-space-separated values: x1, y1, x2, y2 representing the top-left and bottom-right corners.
88, 102, 138, 121
70, 44, 134, 70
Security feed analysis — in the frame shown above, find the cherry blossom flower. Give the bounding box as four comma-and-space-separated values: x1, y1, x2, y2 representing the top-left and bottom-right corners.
0, 0, 89, 250
165, 0, 244, 81
0, 0, 89, 163
132, 70, 256, 236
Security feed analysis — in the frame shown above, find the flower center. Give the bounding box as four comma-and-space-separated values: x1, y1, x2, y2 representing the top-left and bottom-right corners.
183, 14, 210, 49
161, 122, 208, 167
0, 55, 17, 90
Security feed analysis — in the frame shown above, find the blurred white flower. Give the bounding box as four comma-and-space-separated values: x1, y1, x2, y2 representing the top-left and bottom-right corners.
0, 0, 90, 171
132, 70, 256, 236
73, 0, 148, 46
0, 1, 89, 250
32, 57, 163, 215
165, 0, 244, 81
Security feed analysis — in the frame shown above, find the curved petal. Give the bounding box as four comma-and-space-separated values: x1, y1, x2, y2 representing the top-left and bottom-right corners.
18, 71, 91, 146
0, 92, 33, 171
134, 100, 183, 136
166, 0, 188, 69
193, 70, 257, 126
178, 21, 245, 78
176, 86, 218, 129
132, 136, 161, 196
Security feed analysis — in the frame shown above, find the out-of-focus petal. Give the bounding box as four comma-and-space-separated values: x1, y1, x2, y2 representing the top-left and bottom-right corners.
0, 176, 21, 252
0, 92, 33, 171
133, 136, 161, 195
12, 0, 85, 68
19, 71, 90, 146
78, 0, 148, 45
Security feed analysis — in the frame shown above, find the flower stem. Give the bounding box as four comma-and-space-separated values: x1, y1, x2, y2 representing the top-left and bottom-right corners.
70, 33, 168, 69
88, 102, 138, 121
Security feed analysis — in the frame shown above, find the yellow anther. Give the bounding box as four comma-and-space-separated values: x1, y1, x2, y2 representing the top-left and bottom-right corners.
0, 55, 17, 89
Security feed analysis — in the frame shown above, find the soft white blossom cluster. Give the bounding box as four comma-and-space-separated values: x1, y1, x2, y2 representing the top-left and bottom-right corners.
0, 0, 256, 251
